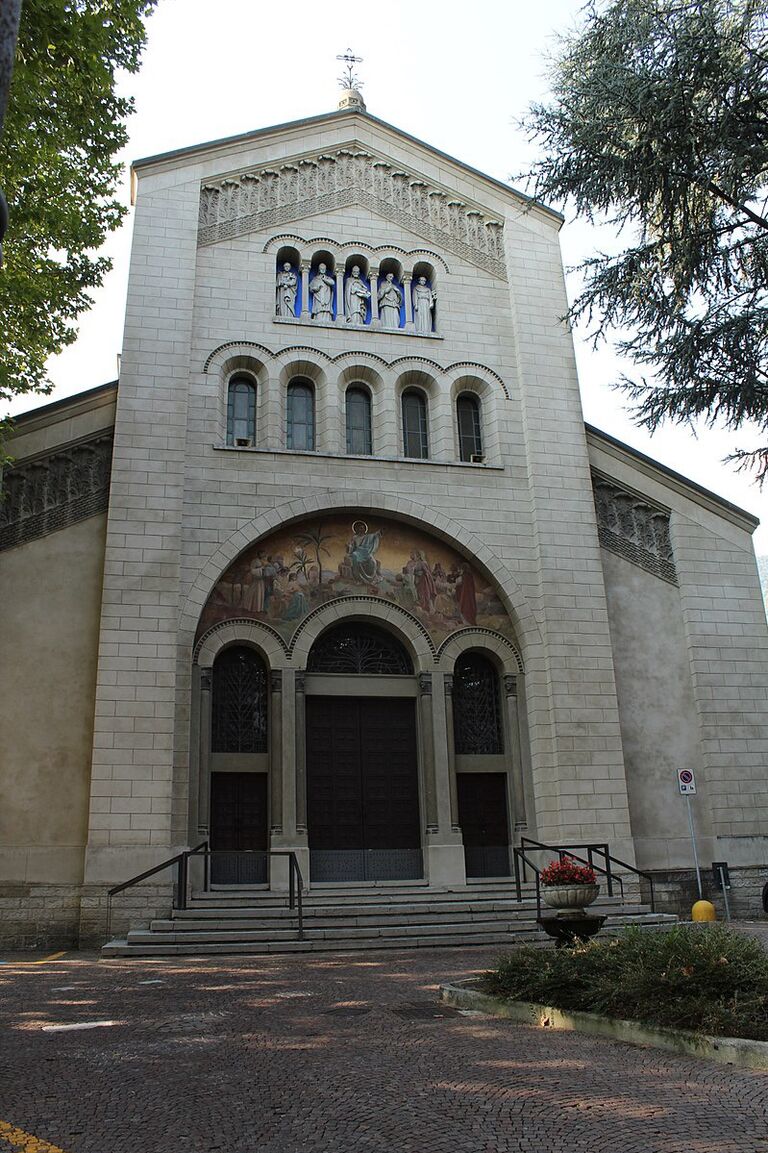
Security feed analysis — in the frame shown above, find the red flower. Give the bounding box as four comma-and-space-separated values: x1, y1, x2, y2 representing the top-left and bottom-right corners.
539, 857, 597, 886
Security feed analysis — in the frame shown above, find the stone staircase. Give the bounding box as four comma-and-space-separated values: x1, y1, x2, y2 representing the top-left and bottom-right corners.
102, 881, 676, 957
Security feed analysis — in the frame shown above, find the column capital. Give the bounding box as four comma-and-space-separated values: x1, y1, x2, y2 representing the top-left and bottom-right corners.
444, 673, 454, 696
295, 670, 306, 693
503, 674, 517, 697
270, 670, 283, 693
418, 672, 433, 696
200, 667, 212, 691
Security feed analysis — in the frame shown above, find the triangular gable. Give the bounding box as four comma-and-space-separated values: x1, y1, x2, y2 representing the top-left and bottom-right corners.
198, 145, 507, 280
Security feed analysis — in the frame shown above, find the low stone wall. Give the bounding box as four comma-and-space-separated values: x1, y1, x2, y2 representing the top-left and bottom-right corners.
649, 865, 768, 920
0, 882, 174, 951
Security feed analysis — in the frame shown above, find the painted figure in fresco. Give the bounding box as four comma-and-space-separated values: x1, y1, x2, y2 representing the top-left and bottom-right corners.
404, 549, 437, 613
345, 265, 370, 326
456, 563, 477, 624
309, 263, 335, 322
276, 262, 298, 318
377, 272, 402, 329
347, 521, 382, 583
413, 275, 436, 334
283, 572, 309, 621
244, 554, 267, 613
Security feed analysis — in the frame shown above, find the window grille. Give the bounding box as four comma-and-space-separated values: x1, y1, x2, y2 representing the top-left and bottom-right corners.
308, 623, 413, 674
457, 394, 482, 461
227, 376, 256, 446
287, 379, 315, 450
345, 386, 372, 455
453, 653, 503, 754
211, 647, 268, 753
402, 389, 428, 459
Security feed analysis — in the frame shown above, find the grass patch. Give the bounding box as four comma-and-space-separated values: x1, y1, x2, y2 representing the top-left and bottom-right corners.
482, 924, 768, 1041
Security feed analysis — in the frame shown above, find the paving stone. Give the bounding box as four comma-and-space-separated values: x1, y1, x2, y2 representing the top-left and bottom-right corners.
0, 946, 766, 1153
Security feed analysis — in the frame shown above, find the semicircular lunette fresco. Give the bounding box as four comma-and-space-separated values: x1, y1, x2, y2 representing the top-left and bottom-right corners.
196, 514, 515, 648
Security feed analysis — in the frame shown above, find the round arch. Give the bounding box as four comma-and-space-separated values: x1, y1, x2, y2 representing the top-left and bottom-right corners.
195, 617, 289, 669
290, 596, 435, 672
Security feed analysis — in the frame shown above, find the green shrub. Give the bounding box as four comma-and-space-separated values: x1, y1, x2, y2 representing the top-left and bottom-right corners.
482, 925, 768, 1040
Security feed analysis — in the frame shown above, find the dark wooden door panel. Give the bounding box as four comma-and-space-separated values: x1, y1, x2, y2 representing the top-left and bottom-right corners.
457, 772, 511, 878
210, 771, 268, 883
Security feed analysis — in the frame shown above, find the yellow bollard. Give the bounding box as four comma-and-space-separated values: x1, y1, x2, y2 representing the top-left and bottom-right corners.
691, 899, 716, 922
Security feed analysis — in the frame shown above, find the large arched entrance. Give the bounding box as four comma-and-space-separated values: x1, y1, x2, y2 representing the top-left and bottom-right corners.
304, 622, 422, 882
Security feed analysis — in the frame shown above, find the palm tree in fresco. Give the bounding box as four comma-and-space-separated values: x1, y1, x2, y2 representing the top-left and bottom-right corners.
294, 525, 333, 583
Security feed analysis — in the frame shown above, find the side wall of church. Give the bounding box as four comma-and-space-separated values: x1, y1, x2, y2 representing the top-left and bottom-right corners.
590, 435, 768, 915
0, 396, 115, 947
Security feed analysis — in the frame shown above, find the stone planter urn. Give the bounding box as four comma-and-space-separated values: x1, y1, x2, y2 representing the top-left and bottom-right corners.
542, 884, 600, 912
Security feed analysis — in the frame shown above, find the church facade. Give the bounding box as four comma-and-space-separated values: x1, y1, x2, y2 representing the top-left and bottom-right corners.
2, 98, 768, 947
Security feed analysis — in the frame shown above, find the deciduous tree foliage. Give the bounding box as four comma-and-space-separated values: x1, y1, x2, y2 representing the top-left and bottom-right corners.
0, 0, 155, 417
524, 0, 768, 479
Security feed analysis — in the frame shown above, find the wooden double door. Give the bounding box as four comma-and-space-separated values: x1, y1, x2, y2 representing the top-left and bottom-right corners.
306, 696, 422, 882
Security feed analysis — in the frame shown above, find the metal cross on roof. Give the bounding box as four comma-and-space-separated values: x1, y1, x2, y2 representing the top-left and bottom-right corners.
336, 49, 364, 91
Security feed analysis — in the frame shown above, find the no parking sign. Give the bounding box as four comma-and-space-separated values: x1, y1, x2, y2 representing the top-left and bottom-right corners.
677, 768, 696, 795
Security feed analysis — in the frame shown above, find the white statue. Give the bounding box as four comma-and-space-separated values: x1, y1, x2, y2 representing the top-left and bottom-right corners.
276, 262, 298, 318
345, 265, 370, 326
413, 276, 436, 335
309, 263, 335, 323
377, 272, 402, 329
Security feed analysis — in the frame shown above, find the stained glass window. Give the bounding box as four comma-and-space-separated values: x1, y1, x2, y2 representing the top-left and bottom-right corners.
212, 646, 268, 753
346, 386, 372, 455
457, 394, 482, 461
308, 623, 413, 674
287, 380, 315, 450
402, 389, 428, 459
453, 653, 503, 754
226, 376, 256, 446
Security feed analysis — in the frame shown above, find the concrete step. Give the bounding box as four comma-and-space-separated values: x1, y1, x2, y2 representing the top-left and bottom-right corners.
102, 915, 674, 959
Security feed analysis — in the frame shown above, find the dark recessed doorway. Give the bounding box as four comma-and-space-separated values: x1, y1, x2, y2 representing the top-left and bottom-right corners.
457, 772, 511, 878
210, 771, 268, 884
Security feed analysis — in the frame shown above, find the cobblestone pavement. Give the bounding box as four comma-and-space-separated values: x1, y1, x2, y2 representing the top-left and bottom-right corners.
1, 946, 767, 1153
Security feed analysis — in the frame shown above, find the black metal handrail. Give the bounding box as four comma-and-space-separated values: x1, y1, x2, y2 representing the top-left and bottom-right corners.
105, 844, 305, 942
187, 848, 304, 940
514, 836, 655, 914
106, 840, 208, 942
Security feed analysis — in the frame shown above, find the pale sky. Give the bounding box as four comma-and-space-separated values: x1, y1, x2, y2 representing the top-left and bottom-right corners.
10, 0, 767, 552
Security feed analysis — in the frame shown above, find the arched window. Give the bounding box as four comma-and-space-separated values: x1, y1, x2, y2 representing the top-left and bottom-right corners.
287, 379, 315, 450
402, 389, 428, 459
345, 386, 372, 455
457, 394, 482, 461
308, 623, 413, 674
453, 653, 503, 754
211, 646, 268, 753
227, 376, 256, 447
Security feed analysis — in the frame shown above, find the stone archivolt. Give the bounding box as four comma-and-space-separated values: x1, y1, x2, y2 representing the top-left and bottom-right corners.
198, 148, 506, 280
0, 433, 113, 551
592, 475, 677, 584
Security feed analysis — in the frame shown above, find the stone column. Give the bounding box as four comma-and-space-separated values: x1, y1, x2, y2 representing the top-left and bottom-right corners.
369, 268, 380, 324
403, 275, 414, 329
197, 667, 212, 833
270, 671, 283, 834
295, 671, 307, 833
300, 263, 311, 318
335, 270, 345, 324
443, 674, 460, 829
504, 674, 527, 831
423, 671, 466, 886
418, 673, 438, 831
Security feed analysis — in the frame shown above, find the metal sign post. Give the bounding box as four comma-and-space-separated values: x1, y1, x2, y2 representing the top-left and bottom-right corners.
677, 769, 703, 899
712, 862, 731, 921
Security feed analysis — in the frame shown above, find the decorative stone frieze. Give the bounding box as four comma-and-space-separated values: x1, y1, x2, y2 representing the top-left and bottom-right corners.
592, 475, 677, 584
0, 433, 113, 552
198, 148, 506, 279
